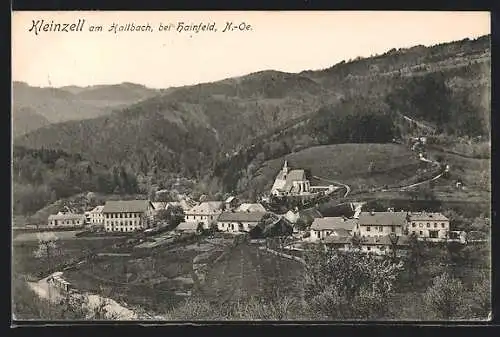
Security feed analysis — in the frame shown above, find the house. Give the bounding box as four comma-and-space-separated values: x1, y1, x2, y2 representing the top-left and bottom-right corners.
407, 212, 449, 241
358, 235, 410, 256
184, 201, 224, 229
323, 235, 352, 252
102, 200, 155, 232
309, 217, 358, 242
224, 196, 240, 210
284, 209, 300, 224
271, 161, 311, 196
358, 211, 408, 237
175, 222, 198, 233
89, 205, 105, 228
217, 211, 267, 233
48, 213, 86, 228
236, 203, 267, 213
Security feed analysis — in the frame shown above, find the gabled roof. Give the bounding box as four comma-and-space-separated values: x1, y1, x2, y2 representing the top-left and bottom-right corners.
186, 201, 223, 214
225, 196, 237, 203
102, 200, 152, 213
176, 222, 198, 231
282, 170, 307, 192
48, 213, 86, 221
152, 202, 167, 210
311, 217, 357, 231
358, 212, 408, 226
324, 235, 352, 245
408, 212, 449, 222
90, 206, 104, 214
218, 211, 267, 223
236, 203, 267, 213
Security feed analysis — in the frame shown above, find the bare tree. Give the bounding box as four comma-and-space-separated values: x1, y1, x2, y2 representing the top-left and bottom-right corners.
33, 232, 60, 272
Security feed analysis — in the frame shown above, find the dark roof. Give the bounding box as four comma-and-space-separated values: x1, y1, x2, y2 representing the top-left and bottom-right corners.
358, 212, 407, 226
218, 212, 267, 223
324, 235, 351, 245
102, 200, 152, 213
408, 212, 449, 221
361, 235, 410, 246
311, 217, 357, 231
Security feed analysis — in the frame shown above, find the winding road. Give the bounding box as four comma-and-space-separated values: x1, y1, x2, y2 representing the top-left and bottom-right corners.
312, 176, 351, 198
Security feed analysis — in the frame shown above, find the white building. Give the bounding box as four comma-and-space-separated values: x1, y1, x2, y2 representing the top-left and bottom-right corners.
271, 161, 311, 196
309, 217, 358, 242
358, 211, 408, 237
217, 211, 266, 233
89, 205, 105, 228
408, 212, 450, 241
102, 200, 155, 232
48, 213, 86, 228
184, 201, 224, 229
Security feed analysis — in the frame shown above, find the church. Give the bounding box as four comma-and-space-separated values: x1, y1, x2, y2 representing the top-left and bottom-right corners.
270, 161, 312, 197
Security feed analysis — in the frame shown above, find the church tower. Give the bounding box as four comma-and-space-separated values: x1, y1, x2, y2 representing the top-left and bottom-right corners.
283, 160, 289, 176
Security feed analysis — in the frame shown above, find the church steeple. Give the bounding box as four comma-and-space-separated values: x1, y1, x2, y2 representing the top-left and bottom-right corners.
283, 160, 288, 175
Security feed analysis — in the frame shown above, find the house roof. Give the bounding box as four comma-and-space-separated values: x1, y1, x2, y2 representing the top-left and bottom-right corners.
48, 213, 86, 221
236, 203, 267, 213
361, 235, 410, 246
218, 211, 267, 223
358, 212, 408, 226
225, 196, 236, 203
324, 235, 352, 245
186, 201, 223, 215
408, 212, 449, 222
311, 217, 358, 231
90, 206, 104, 214
176, 222, 198, 231
152, 202, 167, 210
102, 200, 152, 213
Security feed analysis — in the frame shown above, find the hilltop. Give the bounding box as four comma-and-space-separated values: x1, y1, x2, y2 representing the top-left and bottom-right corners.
12, 81, 160, 129
14, 35, 491, 205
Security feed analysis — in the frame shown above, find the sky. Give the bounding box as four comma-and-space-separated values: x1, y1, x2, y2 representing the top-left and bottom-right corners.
12, 11, 490, 89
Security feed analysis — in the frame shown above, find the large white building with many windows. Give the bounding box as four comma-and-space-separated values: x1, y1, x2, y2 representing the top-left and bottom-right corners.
357, 211, 408, 237
102, 200, 155, 232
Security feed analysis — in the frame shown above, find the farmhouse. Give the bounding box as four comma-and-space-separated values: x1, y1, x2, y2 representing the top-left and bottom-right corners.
224, 196, 240, 210
175, 221, 198, 233
309, 217, 358, 242
89, 205, 105, 228
358, 211, 408, 237
359, 235, 410, 256
217, 211, 266, 233
323, 235, 352, 251
102, 200, 155, 232
185, 201, 224, 229
271, 161, 311, 197
48, 213, 86, 228
407, 212, 449, 241
236, 203, 267, 213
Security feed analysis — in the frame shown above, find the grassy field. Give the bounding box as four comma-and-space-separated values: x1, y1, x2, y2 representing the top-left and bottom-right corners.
251, 143, 423, 193
200, 241, 305, 303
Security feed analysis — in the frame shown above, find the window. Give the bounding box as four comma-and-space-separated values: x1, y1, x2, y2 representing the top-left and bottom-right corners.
441, 223, 445, 228
419, 231, 423, 235
412, 223, 416, 227
429, 231, 439, 239
366, 226, 371, 232
367, 247, 371, 251
434, 223, 437, 228
427, 223, 430, 228
419, 223, 423, 228
379, 226, 383, 232
391, 226, 395, 233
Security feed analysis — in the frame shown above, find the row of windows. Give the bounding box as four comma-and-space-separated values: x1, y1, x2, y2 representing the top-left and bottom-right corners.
364, 226, 396, 232
186, 215, 215, 220
53, 219, 82, 225
105, 220, 139, 226
105, 213, 141, 219
411, 222, 446, 228
105, 227, 137, 232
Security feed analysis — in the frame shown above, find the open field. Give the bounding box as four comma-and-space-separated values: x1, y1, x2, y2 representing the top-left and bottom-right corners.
200, 241, 305, 303
252, 143, 424, 193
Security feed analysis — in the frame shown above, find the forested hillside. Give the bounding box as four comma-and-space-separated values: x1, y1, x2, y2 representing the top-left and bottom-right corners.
14, 35, 491, 209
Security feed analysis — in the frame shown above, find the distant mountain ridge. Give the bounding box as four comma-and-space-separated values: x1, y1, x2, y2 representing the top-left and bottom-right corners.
12, 81, 161, 127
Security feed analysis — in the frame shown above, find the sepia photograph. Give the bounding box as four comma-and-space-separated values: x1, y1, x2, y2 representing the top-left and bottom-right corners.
11, 11, 491, 322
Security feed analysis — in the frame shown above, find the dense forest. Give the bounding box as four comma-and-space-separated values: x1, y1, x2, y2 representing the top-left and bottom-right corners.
12, 146, 139, 215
